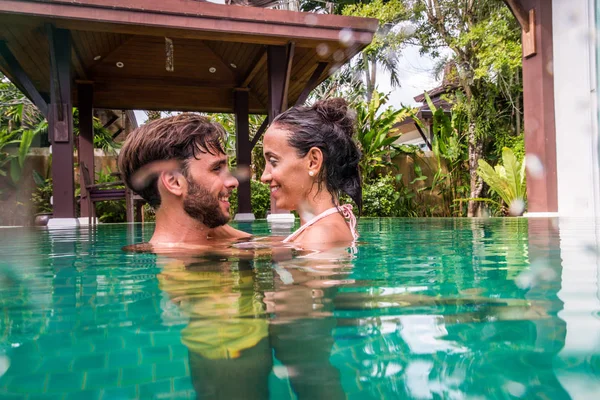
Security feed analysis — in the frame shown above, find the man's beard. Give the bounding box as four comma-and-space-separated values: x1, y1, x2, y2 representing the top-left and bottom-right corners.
183, 180, 230, 228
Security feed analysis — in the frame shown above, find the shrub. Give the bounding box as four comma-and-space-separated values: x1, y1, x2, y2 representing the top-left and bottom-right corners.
230, 180, 272, 219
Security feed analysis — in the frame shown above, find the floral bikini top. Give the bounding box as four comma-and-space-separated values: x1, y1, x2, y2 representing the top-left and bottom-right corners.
282, 204, 359, 243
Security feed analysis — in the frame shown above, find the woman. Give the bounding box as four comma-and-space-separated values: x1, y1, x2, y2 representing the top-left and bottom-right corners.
261, 98, 362, 247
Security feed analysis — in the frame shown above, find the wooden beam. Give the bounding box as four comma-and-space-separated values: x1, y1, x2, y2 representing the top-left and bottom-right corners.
78, 82, 94, 218
47, 24, 64, 121
111, 127, 124, 139
234, 89, 252, 214
295, 62, 328, 106
414, 122, 432, 151
520, 0, 557, 212
49, 27, 76, 218
250, 117, 268, 149
503, 0, 536, 57
267, 45, 287, 122
0, 41, 48, 117
0, 0, 379, 44
103, 114, 119, 129
280, 42, 295, 111
241, 48, 267, 88
503, 0, 530, 31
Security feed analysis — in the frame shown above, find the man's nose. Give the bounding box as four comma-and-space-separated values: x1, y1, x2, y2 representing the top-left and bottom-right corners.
224, 171, 239, 189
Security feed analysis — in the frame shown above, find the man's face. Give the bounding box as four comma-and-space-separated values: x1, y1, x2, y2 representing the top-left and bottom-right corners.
182, 152, 238, 228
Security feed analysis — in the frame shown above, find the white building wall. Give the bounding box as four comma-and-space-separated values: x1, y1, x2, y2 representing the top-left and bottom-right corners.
552, 0, 600, 217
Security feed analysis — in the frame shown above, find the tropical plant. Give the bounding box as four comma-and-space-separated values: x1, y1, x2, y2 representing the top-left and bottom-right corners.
229, 179, 271, 219
408, 0, 523, 216
476, 147, 526, 215
355, 91, 413, 181
31, 171, 52, 214
342, 0, 411, 101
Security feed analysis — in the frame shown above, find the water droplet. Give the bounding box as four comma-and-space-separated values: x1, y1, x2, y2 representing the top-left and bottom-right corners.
316, 43, 330, 57
509, 198, 525, 216
546, 61, 553, 76
333, 50, 345, 62
504, 381, 527, 397
304, 14, 318, 26
338, 28, 355, 47
526, 155, 544, 179
0, 355, 9, 378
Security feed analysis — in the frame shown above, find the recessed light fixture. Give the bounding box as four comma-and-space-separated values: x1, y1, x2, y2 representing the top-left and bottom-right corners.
116, 61, 124, 68
230, 63, 237, 69
93, 55, 101, 61
209, 67, 216, 73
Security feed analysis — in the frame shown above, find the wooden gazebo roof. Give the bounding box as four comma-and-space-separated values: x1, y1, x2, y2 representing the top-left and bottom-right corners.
0, 0, 378, 113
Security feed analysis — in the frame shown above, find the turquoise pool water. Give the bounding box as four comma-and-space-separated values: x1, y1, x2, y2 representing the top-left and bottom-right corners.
0, 218, 599, 399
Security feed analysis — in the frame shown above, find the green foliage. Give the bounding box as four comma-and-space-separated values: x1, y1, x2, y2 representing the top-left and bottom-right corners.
477, 147, 526, 214
355, 92, 413, 181
361, 174, 400, 217
229, 180, 272, 219
93, 167, 127, 223
31, 171, 53, 214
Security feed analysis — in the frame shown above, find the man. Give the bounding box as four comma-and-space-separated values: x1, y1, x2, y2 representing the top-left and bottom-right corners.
118, 113, 249, 250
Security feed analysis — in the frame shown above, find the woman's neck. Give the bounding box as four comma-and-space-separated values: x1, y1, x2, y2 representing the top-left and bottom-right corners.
295, 190, 338, 225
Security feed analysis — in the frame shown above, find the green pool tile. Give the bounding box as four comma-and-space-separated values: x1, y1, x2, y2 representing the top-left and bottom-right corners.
36, 355, 74, 373
0, 393, 27, 400
64, 389, 103, 400
121, 332, 152, 348
120, 365, 154, 386
5, 373, 47, 394
154, 360, 188, 381
36, 335, 73, 353
93, 336, 125, 352
169, 345, 188, 361
150, 331, 180, 347
47, 372, 85, 393
108, 349, 139, 368
172, 376, 193, 392
138, 379, 171, 399
73, 354, 106, 370
102, 386, 137, 400
141, 346, 171, 364
83, 369, 119, 390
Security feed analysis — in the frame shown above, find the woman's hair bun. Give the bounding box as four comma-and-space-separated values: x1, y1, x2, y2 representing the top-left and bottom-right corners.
312, 98, 356, 138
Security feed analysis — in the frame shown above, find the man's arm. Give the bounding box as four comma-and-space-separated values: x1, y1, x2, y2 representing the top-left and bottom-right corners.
208, 224, 251, 240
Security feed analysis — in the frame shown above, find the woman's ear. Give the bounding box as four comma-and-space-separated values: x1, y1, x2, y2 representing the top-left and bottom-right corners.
158, 170, 187, 197
307, 147, 323, 175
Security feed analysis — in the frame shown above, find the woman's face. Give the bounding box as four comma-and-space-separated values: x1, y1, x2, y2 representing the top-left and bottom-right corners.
261, 125, 313, 211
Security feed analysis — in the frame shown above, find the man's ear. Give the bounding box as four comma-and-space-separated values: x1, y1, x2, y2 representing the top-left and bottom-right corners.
158, 170, 187, 197
307, 147, 324, 174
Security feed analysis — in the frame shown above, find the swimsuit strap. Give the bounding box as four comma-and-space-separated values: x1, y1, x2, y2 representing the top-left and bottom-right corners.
282, 204, 358, 243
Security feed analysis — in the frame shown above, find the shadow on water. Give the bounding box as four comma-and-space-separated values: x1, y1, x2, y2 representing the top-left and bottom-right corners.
0, 218, 598, 399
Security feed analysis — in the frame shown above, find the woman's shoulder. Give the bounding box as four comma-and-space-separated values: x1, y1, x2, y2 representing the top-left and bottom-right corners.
299, 215, 354, 245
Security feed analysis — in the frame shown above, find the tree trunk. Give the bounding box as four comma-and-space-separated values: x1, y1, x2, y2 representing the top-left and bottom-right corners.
467, 121, 484, 217
365, 59, 374, 103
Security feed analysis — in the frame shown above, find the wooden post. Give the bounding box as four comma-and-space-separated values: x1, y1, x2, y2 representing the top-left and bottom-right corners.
49, 27, 76, 219
77, 82, 94, 218
267, 45, 287, 123
267, 45, 290, 216
515, 0, 558, 213
234, 88, 252, 215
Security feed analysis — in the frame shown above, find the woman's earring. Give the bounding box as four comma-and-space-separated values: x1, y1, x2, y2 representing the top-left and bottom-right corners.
309, 171, 314, 177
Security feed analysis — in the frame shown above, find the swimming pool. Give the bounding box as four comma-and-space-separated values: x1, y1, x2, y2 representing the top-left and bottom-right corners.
0, 218, 598, 399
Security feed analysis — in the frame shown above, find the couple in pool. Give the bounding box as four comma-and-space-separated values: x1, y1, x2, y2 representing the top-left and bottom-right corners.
118, 97, 361, 252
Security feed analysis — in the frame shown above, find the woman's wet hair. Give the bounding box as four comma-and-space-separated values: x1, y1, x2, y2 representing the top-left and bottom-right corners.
272, 98, 362, 213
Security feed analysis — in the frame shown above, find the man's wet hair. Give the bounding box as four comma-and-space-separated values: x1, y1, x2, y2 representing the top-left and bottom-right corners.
118, 113, 227, 208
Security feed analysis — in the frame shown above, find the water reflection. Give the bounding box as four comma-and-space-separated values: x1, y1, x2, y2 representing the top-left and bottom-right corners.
0, 219, 599, 399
